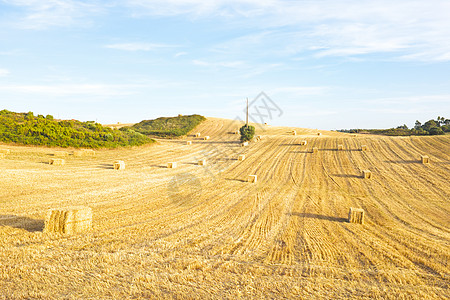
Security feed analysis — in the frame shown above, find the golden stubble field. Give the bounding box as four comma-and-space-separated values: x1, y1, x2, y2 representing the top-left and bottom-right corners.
0, 118, 449, 299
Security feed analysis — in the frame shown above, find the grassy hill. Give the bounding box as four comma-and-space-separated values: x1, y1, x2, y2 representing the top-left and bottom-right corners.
0, 109, 153, 148
128, 114, 206, 137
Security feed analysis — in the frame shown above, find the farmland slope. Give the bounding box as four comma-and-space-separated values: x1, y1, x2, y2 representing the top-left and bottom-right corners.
0, 118, 449, 299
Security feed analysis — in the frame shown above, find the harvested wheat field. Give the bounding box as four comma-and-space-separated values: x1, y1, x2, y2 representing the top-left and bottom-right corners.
0, 117, 449, 299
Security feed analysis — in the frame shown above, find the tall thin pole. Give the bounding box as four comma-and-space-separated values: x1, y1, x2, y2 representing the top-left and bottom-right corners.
246, 97, 248, 126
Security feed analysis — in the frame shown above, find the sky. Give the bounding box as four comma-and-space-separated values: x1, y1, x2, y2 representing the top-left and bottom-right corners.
0, 0, 449, 130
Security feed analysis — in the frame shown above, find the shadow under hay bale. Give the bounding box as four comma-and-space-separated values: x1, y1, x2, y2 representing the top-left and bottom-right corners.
44, 206, 92, 234
288, 212, 347, 223
0, 215, 45, 232
348, 208, 365, 224
224, 178, 247, 183
332, 174, 363, 178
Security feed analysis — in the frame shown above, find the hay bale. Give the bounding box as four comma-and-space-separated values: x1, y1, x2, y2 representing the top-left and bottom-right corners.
337, 144, 344, 151
168, 162, 177, 168
312, 147, 318, 153
0, 153, 5, 159
203, 136, 210, 140
198, 159, 207, 166
186, 141, 192, 145
233, 130, 239, 134
421, 155, 429, 164
317, 132, 322, 136
238, 154, 246, 161
348, 207, 365, 224
361, 145, 368, 151
256, 135, 262, 141
0, 149, 11, 155
82, 149, 95, 156
195, 133, 201, 137
113, 160, 125, 170
44, 206, 92, 234
54, 151, 68, 157
292, 130, 297, 136
248, 175, 257, 183
241, 141, 249, 147
362, 170, 372, 179
49, 158, 65, 166
300, 140, 307, 145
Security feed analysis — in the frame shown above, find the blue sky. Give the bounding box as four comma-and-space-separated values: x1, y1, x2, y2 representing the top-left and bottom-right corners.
0, 0, 449, 130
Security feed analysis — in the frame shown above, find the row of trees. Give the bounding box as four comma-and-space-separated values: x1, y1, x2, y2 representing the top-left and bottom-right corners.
339, 116, 449, 136
0, 109, 152, 148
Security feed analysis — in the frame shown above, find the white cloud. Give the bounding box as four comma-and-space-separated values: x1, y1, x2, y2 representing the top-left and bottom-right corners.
174, 52, 187, 58
105, 43, 178, 51
269, 86, 330, 97
365, 95, 450, 105
126, 0, 450, 62
192, 59, 244, 68
0, 83, 145, 98
0, 68, 10, 76
2, 0, 100, 29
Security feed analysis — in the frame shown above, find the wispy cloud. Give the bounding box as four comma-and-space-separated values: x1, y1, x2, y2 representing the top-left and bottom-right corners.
126, 0, 450, 62
365, 94, 450, 105
0, 68, 10, 76
269, 86, 330, 97
2, 0, 100, 29
192, 59, 244, 68
0, 83, 145, 98
105, 43, 178, 51
174, 52, 187, 58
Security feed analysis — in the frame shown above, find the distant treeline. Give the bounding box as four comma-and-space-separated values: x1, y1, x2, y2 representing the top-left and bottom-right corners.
0, 109, 153, 148
127, 114, 206, 137
339, 116, 450, 136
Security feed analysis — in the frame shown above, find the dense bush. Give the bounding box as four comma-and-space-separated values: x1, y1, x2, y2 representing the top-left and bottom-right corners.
240, 124, 255, 142
129, 114, 206, 137
0, 109, 153, 148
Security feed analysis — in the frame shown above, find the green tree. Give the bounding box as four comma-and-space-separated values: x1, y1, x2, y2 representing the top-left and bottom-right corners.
414, 120, 422, 130
422, 120, 438, 131
429, 127, 444, 135
240, 124, 255, 142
